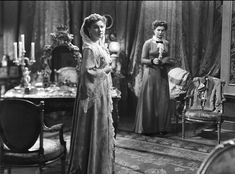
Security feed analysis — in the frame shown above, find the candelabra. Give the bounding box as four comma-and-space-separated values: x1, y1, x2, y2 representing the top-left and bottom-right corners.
13, 35, 36, 93
13, 50, 36, 93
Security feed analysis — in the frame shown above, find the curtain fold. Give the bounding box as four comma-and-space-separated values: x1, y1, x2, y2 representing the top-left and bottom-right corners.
181, 1, 222, 77
69, 1, 141, 118
1, 1, 70, 72
0, 1, 223, 118
1, 1, 222, 77
128, 1, 181, 97
32, 1, 70, 71
2, 1, 20, 59
0, 1, 3, 57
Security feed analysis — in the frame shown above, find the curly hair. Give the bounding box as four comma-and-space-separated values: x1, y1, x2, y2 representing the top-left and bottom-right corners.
83, 13, 107, 37
152, 20, 168, 31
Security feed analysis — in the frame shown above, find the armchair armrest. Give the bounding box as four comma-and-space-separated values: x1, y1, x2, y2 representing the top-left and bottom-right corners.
43, 123, 66, 146
183, 93, 194, 107
43, 123, 63, 132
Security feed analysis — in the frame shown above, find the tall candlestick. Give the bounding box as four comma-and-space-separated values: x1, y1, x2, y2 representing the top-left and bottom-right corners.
31, 42, 35, 61
19, 41, 22, 59
21, 34, 25, 52
13, 42, 18, 60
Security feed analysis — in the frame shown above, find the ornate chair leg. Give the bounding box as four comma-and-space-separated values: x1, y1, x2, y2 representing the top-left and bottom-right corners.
61, 154, 66, 174
182, 115, 185, 139
217, 121, 221, 144
39, 165, 43, 174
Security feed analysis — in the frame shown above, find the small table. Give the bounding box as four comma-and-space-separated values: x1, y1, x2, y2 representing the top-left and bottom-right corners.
2, 85, 121, 136
2, 85, 76, 113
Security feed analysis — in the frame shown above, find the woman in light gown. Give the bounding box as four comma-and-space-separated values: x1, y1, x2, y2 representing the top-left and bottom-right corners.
67, 13, 115, 174
134, 20, 175, 135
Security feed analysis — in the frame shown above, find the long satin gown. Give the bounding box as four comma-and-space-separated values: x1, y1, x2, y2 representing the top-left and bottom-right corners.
134, 38, 173, 134
67, 44, 115, 174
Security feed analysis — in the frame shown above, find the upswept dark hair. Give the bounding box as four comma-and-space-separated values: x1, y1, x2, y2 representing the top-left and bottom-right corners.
83, 13, 107, 37
152, 20, 168, 31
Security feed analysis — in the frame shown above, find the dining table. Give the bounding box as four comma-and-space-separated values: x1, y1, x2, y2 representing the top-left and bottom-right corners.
2, 84, 121, 136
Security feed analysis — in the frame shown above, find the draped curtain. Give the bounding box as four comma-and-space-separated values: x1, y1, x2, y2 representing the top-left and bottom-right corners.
0, 1, 3, 57
32, 1, 70, 70
1, 1, 70, 71
0, 1, 223, 118
128, 1, 182, 97
128, 1, 222, 97
180, 1, 222, 77
68, 1, 141, 118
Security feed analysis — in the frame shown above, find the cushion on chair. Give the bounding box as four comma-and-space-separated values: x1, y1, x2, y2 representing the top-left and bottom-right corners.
3, 138, 65, 165
185, 109, 222, 121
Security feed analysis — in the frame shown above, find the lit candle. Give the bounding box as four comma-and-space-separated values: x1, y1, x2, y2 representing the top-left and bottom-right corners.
18, 41, 22, 58
21, 34, 25, 52
31, 42, 35, 61
13, 42, 18, 60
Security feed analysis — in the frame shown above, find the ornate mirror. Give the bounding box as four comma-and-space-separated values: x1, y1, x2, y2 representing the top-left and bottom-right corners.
40, 25, 82, 84
104, 14, 113, 30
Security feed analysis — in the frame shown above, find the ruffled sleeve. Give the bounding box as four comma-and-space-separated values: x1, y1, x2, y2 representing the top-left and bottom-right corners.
79, 47, 109, 113
83, 47, 107, 80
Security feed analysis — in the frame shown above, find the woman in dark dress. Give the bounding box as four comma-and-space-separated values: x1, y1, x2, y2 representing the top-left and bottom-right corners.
134, 20, 175, 135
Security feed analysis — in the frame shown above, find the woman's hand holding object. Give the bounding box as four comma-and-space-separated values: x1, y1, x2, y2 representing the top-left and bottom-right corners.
152, 58, 161, 65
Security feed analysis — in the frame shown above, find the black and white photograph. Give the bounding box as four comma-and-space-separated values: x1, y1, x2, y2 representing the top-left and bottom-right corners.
0, 1, 235, 174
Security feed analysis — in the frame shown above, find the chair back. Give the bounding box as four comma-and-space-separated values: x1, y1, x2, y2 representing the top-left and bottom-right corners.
0, 99, 43, 152
185, 76, 225, 112
168, 67, 191, 99
197, 138, 235, 174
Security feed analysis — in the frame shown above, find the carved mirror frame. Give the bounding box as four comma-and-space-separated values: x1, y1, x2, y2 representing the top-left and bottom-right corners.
40, 25, 82, 84
104, 14, 113, 30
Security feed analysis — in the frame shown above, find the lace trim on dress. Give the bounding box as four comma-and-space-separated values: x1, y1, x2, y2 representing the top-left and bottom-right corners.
79, 18, 113, 115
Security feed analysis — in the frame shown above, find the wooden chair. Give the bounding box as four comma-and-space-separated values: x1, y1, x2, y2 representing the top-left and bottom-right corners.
182, 76, 225, 144
0, 98, 67, 174
197, 138, 235, 174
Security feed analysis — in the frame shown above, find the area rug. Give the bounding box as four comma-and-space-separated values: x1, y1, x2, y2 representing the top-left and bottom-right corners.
60, 130, 214, 174
114, 131, 214, 174
12, 130, 214, 174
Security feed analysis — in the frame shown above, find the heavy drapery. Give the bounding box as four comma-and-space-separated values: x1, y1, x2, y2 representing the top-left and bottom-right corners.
0, 1, 223, 118
128, 1, 222, 97
1, 1, 70, 71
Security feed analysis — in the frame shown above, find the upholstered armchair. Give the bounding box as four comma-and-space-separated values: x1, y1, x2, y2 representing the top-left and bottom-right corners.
0, 98, 67, 174
197, 138, 235, 174
182, 76, 225, 144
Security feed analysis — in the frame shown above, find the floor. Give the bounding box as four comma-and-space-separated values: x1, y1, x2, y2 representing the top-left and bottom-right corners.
119, 114, 235, 146
3, 110, 235, 174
